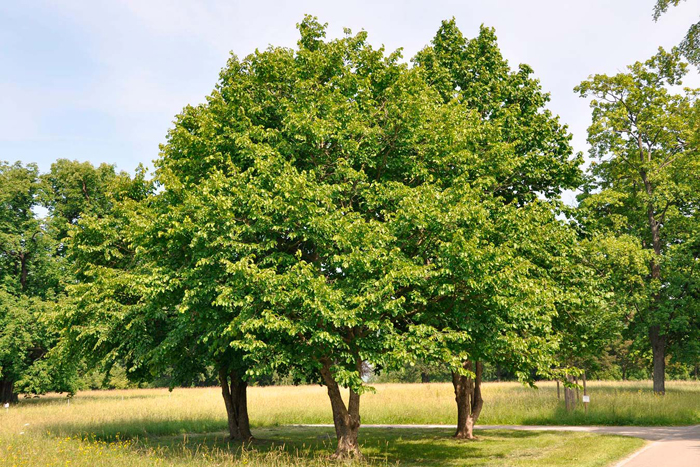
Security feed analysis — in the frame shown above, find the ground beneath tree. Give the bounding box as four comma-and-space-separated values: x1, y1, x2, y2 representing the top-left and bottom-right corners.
300, 423, 700, 466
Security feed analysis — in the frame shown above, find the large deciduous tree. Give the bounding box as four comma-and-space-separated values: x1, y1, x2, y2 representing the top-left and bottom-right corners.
412, 19, 584, 437
575, 48, 700, 394
151, 16, 469, 457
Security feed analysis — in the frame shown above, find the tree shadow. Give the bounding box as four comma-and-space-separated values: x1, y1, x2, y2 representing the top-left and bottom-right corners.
35, 423, 548, 465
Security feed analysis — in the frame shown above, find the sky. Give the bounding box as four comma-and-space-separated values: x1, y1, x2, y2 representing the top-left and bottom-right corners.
2, 0, 699, 178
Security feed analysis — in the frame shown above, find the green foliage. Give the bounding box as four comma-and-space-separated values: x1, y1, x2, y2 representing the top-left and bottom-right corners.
0, 162, 72, 399
409, 19, 592, 381
61, 166, 154, 383
40, 159, 118, 244
62, 17, 597, 409
653, 0, 700, 66
413, 19, 582, 203
147, 15, 467, 391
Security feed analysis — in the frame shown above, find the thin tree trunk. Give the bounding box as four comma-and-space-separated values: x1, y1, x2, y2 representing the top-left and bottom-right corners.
218, 368, 253, 441
1, 380, 17, 404
19, 253, 28, 290
452, 360, 483, 439
583, 370, 588, 415
556, 380, 560, 400
640, 166, 667, 396
650, 326, 666, 395
564, 374, 576, 412
319, 359, 362, 459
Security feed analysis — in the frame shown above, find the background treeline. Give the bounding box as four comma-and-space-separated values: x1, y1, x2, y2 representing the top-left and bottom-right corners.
1, 12, 698, 459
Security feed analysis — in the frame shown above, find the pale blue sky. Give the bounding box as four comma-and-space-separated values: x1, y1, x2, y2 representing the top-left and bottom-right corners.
2, 0, 698, 176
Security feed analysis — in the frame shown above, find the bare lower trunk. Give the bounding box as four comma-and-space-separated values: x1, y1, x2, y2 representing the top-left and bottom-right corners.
320, 359, 362, 459
583, 371, 588, 415
564, 374, 576, 412
218, 368, 253, 441
650, 326, 666, 395
640, 166, 666, 396
1, 380, 17, 404
556, 380, 560, 400
452, 360, 483, 439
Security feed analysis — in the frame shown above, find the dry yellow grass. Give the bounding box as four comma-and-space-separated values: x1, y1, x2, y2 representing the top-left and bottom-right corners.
2, 380, 698, 440
2, 381, 677, 466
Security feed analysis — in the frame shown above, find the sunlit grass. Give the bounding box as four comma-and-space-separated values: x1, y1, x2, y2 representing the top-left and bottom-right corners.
1, 380, 695, 465
0, 427, 643, 467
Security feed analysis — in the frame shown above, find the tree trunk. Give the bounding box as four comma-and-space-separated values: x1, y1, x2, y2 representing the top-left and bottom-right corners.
452, 360, 483, 440
640, 166, 667, 396
649, 326, 666, 395
564, 374, 576, 412
320, 359, 362, 459
19, 253, 28, 291
583, 370, 588, 415
218, 368, 253, 441
1, 380, 17, 404
420, 371, 430, 383
556, 380, 560, 400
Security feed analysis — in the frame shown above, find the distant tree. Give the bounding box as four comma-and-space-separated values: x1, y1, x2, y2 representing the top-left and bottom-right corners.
653, 0, 700, 66
60, 167, 153, 387
0, 162, 71, 402
575, 48, 700, 394
40, 159, 117, 244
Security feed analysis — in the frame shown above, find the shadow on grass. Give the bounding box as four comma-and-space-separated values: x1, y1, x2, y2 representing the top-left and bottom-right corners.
144, 427, 550, 466
37, 421, 553, 466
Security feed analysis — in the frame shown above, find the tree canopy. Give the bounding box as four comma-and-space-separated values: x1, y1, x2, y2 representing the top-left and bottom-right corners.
576, 47, 700, 394
653, 0, 700, 66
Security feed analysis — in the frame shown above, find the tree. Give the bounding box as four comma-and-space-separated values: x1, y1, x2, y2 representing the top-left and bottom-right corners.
60, 166, 153, 383
148, 16, 471, 457
412, 19, 584, 437
0, 162, 70, 402
653, 0, 700, 66
575, 48, 700, 394
40, 159, 118, 246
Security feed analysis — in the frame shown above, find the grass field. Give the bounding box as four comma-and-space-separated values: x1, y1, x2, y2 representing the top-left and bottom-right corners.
2, 380, 697, 465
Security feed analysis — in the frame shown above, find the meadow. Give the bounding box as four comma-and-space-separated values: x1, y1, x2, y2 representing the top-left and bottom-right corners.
2, 381, 698, 466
